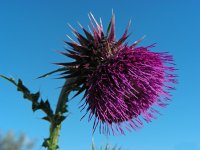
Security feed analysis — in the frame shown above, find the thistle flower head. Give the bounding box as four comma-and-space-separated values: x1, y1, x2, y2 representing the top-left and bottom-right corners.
56, 13, 177, 135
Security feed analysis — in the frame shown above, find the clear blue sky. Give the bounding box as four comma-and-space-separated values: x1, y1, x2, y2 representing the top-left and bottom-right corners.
0, 0, 200, 150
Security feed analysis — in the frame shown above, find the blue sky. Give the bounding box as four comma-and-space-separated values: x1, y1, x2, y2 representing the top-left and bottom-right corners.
0, 0, 200, 150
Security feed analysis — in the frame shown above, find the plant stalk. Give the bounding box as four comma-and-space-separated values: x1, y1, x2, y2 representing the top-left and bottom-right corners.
48, 123, 61, 150
47, 78, 75, 150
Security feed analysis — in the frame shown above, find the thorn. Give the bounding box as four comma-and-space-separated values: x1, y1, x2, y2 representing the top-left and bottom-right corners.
88, 13, 96, 32
100, 17, 103, 29
89, 12, 100, 28
131, 35, 146, 48
112, 8, 114, 16
67, 23, 78, 38
67, 23, 76, 31
77, 21, 83, 29
88, 25, 93, 35
66, 34, 79, 44
52, 49, 62, 54
128, 19, 132, 28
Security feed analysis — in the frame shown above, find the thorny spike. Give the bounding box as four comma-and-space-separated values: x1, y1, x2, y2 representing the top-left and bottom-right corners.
88, 13, 102, 41
66, 34, 79, 45
68, 23, 78, 38
88, 25, 93, 35
68, 23, 76, 32
131, 35, 146, 48
115, 20, 132, 47
77, 22, 93, 41
108, 14, 115, 41
77, 21, 83, 29
100, 17, 103, 30
88, 13, 97, 32
90, 12, 101, 29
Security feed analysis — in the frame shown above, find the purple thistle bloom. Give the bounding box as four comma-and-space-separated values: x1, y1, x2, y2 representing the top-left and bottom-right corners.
56, 13, 177, 135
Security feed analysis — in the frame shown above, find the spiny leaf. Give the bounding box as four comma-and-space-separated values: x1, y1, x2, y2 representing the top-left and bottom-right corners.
0, 75, 17, 85
0, 75, 53, 122
42, 138, 50, 148
32, 100, 53, 117
42, 116, 51, 122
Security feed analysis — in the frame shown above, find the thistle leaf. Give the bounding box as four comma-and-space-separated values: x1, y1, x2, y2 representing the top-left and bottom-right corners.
0, 74, 54, 122
42, 138, 50, 148
42, 116, 51, 122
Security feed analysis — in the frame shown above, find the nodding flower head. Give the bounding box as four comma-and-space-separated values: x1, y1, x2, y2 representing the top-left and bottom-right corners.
56, 13, 177, 135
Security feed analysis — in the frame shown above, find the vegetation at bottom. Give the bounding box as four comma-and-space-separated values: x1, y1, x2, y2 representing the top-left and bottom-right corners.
92, 142, 121, 150
0, 131, 35, 150
0, 131, 122, 150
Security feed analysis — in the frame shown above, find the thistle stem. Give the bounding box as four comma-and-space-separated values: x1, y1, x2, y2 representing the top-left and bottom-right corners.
56, 80, 71, 115
47, 79, 75, 150
48, 123, 61, 150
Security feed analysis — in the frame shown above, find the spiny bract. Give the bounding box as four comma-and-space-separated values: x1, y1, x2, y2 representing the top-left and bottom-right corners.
56, 13, 177, 135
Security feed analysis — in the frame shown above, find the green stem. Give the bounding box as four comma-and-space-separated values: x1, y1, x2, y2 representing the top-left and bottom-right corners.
47, 78, 75, 150
55, 80, 71, 115
48, 123, 61, 150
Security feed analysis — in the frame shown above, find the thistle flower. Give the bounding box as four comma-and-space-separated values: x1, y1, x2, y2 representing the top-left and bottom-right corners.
56, 13, 177, 135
